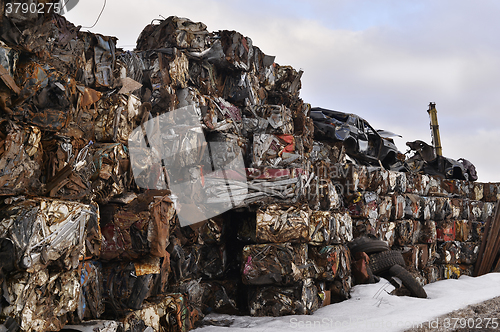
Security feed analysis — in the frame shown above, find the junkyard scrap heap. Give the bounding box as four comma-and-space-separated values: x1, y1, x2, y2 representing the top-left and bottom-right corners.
0, 10, 498, 332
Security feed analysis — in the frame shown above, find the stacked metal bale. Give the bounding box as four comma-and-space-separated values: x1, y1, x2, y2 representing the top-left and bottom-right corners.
342, 165, 496, 284
0, 12, 337, 330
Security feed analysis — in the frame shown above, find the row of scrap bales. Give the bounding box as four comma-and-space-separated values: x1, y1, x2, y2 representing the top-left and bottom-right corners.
338, 165, 495, 284
0, 8, 498, 332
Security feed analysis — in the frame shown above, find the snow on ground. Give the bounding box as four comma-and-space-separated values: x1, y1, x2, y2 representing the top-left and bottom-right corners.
194, 272, 500, 332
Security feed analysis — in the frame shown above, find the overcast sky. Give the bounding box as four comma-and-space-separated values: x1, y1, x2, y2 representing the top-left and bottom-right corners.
65, 0, 500, 182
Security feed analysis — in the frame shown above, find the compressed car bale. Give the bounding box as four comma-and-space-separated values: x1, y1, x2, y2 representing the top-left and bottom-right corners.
435, 241, 460, 265
0, 198, 98, 273
254, 204, 310, 243
0, 123, 43, 196
241, 243, 308, 286
347, 191, 378, 220
376, 221, 396, 247
248, 279, 319, 317
309, 245, 350, 281
395, 219, 417, 246
1, 269, 81, 332
436, 220, 456, 242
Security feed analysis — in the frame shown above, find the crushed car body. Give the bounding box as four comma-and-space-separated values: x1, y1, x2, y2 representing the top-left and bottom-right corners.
311, 107, 402, 168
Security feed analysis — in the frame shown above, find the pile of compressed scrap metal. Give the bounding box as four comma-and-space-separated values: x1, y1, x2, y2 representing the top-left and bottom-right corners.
0, 8, 498, 332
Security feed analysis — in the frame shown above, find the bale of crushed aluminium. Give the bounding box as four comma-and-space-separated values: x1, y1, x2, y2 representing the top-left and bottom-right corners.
327, 276, 352, 303
0, 198, 99, 274
99, 193, 175, 261
433, 197, 452, 221
419, 220, 437, 244
241, 105, 294, 136
121, 293, 200, 332
0, 123, 42, 196
309, 245, 351, 281
378, 196, 393, 222
471, 220, 487, 242
435, 241, 460, 265
401, 244, 429, 271
248, 279, 319, 317
395, 219, 418, 246
241, 243, 308, 286
169, 241, 226, 282
458, 242, 479, 265
440, 264, 461, 280
171, 278, 239, 315
436, 220, 456, 242
252, 134, 306, 168
376, 221, 396, 247
69, 260, 105, 323
2, 269, 80, 332
347, 191, 378, 220
309, 212, 352, 245
136, 16, 210, 52
391, 194, 405, 221
455, 219, 471, 242
91, 143, 130, 204
423, 265, 441, 283
404, 194, 421, 219
102, 257, 164, 314
254, 204, 310, 243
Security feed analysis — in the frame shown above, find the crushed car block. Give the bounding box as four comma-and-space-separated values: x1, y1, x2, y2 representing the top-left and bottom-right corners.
254, 204, 310, 243
0, 123, 42, 196
248, 279, 319, 317
0, 198, 98, 273
241, 243, 308, 286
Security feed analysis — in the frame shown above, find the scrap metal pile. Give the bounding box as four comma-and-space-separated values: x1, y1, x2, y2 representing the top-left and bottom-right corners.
0, 10, 498, 332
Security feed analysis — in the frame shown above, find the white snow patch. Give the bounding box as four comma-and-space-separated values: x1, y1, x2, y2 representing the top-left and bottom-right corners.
194, 272, 500, 332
